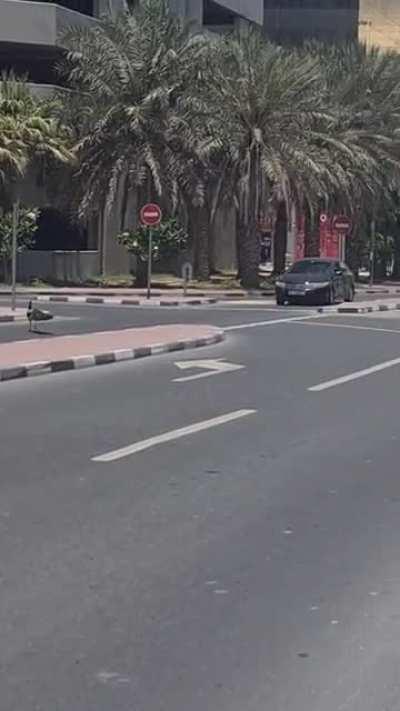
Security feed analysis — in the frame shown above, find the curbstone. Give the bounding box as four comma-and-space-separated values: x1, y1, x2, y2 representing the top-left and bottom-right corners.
318, 301, 400, 315
32, 295, 218, 308
0, 314, 27, 323
0, 331, 224, 384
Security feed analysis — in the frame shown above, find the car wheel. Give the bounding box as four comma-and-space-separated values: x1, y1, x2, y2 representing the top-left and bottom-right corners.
325, 286, 335, 305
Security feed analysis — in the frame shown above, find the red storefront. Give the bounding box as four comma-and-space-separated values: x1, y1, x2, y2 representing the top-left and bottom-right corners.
293, 213, 348, 261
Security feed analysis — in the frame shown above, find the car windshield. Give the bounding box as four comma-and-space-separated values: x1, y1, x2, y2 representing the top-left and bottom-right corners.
289, 260, 333, 274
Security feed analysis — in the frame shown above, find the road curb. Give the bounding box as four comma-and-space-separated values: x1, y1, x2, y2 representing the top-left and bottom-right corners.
31, 295, 218, 307
0, 331, 225, 384
0, 314, 26, 323
318, 302, 400, 315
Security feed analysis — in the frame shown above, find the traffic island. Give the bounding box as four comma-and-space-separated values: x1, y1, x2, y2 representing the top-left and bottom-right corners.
31, 295, 219, 307
0, 324, 225, 383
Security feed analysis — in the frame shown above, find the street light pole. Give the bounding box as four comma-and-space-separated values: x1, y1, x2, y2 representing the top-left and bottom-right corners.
11, 201, 19, 312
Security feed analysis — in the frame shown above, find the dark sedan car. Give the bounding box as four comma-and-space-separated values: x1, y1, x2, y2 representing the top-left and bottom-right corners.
275, 258, 355, 305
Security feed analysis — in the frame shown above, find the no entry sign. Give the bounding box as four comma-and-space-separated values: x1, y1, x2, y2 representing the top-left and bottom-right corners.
332, 214, 352, 234
140, 203, 162, 226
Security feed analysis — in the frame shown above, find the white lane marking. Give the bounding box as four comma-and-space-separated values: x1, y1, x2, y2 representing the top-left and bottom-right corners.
224, 313, 327, 331
92, 409, 256, 462
173, 358, 244, 382
0, 315, 80, 327
209, 307, 298, 312
292, 320, 400, 336
309, 356, 400, 392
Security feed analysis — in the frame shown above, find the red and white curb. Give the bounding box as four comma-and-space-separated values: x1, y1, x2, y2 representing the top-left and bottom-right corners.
31, 295, 218, 307
0, 331, 225, 384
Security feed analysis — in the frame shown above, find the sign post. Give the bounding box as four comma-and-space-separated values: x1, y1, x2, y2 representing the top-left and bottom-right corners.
181, 262, 193, 297
140, 203, 162, 300
11, 201, 19, 312
332, 215, 352, 262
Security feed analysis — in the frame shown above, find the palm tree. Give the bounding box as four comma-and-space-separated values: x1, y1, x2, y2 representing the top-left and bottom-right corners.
210, 34, 400, 287
0, 72, 73, 204
302, 42, 400, 262
208, 29, 334, 288
0, 72, 73, 299
164, 103, 230, 279
60, 0, 208, 231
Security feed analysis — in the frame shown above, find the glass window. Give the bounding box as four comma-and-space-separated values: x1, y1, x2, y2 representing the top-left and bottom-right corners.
290, 260, 333, 274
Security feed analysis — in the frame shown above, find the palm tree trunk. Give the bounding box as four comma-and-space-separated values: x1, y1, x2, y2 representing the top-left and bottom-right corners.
208, 227, 217, 274
273, 200, 287, 274
238, 146, 259, 289
304, 206, 319, 257
392, 233, 400, 279
235, 209, 242, 280
190, 205, 210, 281
2, 258, 9, 284
238, 220, 259, 288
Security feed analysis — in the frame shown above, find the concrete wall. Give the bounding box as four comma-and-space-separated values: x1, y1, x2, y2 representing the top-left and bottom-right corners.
169, 0, 203, 24
359, 0, 400, 51
17, 251, 100, 283
97, 0, 125, 16
0, 0, 96, 46
101, 186, 138, 276
211, 205, 237, 272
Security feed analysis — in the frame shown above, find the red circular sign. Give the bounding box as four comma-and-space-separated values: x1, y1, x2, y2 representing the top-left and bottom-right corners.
332, 214, 352, 234
140, 203, 162, 226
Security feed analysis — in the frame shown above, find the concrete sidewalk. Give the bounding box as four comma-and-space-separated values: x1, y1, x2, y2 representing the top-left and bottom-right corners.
0, 324, 224, 383
0, 286, 243, 298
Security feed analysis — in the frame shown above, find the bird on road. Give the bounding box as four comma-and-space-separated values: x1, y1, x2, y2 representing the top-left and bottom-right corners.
27, 300, 53, 332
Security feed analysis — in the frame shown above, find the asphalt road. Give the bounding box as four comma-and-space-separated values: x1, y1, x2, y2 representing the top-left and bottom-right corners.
0, 298, 318, 342
2, 303, 400, 710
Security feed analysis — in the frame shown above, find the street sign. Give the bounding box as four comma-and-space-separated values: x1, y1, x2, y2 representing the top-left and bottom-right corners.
140, 203, 162, 226
332, 214, 352, 234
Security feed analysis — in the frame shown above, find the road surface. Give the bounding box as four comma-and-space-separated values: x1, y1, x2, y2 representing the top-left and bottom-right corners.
2, 302, 400, 710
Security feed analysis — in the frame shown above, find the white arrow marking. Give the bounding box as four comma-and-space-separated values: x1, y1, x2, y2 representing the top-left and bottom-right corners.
173, 358, 245, 382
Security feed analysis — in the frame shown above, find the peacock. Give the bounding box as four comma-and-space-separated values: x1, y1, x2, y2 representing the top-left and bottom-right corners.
27, 301, 54, 332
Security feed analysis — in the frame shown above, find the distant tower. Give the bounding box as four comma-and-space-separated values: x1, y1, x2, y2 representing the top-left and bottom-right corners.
359, 0, 400, 51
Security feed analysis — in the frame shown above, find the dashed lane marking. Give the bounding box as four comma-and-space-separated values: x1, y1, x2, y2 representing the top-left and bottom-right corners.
92, 409, 257, 462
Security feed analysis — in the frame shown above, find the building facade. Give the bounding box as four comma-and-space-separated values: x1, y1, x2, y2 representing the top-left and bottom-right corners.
0, 0, 127, 92
170, 0, 263, 27
0, 0, 263, 92
359, 0, 400, 51
263, 0, 359, 44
